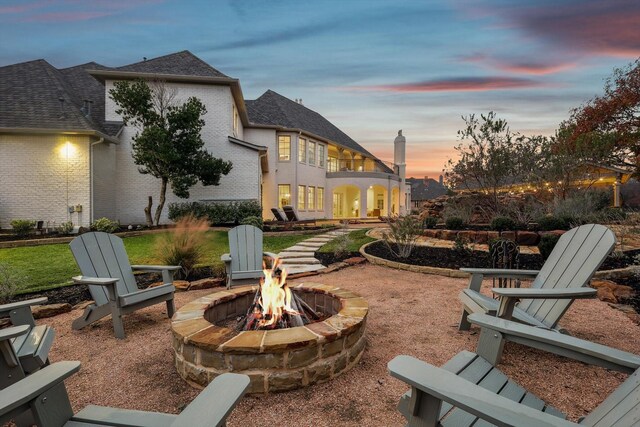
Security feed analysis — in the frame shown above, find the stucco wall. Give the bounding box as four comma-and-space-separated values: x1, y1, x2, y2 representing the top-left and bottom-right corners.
104, 80, 259, 225
0, 134, 91, 228
244, 128, 277, 219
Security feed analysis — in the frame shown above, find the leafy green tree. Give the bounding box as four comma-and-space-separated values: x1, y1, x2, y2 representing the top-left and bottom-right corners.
110, 79, 232, 226
445, 112, 528, 212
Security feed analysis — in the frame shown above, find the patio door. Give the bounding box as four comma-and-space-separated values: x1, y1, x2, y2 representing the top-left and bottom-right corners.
333, 193, 342, 218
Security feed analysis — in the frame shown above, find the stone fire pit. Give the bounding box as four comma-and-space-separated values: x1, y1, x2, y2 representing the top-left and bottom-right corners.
171, 282, 368, 393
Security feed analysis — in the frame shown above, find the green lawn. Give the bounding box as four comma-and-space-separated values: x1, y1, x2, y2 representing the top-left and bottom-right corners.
318, 228, 376, 253
0, 231, 310, 295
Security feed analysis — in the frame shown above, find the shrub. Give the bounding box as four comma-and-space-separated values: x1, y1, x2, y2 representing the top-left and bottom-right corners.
535, 215, 569, 231
382, 215, 422, 258
0, 262, 25, 303
58, 221, 74, 235
552, 189, 612, 224
10, 219, 35, 237
538, 234, 561, 260
240, 216, 264, 230
90, 217, 120, 233
423, 216, 438, 229
445, 216, 465, 230
601, 207, 627, 221
490, 216, 516, 232
331, 222, 353, 259
155, 215, 209, 279
168, 200, 262, 225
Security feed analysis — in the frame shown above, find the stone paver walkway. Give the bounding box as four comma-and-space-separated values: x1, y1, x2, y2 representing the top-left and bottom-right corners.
277, 229, 351, 274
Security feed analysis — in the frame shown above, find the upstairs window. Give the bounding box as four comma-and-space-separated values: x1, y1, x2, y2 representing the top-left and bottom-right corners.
308, 140, 316, 165
318, 144, 326, 168
298, 137, 307, 163
278, 135, 291, 161
328, 156, 338, 172
232, 104, 239, 137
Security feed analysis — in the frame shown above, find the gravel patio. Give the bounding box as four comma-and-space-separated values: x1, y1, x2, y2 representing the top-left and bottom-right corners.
40, 263, 640, 426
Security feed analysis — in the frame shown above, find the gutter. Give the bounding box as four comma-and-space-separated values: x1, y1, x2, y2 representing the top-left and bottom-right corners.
0, 127, 119, 144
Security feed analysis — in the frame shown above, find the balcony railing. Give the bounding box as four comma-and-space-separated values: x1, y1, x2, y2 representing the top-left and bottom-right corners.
327, 159, 395, 174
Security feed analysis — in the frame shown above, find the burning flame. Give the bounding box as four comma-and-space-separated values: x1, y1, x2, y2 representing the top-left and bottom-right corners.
255, 258, 297, 328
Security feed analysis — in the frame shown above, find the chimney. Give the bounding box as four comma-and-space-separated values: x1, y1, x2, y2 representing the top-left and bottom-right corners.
439, 175, 444, 185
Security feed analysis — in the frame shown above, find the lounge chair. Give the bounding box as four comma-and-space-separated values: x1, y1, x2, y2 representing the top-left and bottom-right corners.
69, 232, 180, 339
389, 313, 640, 427
0, 361, 249, 427
271, 207, 287, 222
221, 225, 277, 288
0, 297, 55, 386
459, 224, 615, 331
282, 205, 301, 221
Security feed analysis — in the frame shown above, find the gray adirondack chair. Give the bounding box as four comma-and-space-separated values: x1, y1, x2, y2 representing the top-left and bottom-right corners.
459, 224, 616, 331
0, 297, 55, 385
0, 361, 249, 427
69, 232, 180, 339
221, 225, 277, 288
389, 314, 640, 426
271, 207, 287, 222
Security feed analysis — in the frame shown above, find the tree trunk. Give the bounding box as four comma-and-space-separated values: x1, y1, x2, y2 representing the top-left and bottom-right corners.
154, 178, 168, 226
144, 196, 153, 227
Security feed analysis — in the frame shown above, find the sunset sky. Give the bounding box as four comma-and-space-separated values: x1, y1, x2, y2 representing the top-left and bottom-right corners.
2, 0, 639, 178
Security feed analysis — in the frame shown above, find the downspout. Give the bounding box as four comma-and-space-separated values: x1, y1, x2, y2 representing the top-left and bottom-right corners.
89, 137, 105, 224
259, 151, 268, 217
295, 131, 302, 212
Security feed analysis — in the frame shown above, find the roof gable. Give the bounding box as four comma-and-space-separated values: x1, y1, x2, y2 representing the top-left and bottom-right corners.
115, 50, 229, 78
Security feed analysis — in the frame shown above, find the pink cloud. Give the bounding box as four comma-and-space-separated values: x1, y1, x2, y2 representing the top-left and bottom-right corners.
22, 11, 113, 22
0, 1, 50, 14
459, 54, 577, 76
350, 77, 549, 93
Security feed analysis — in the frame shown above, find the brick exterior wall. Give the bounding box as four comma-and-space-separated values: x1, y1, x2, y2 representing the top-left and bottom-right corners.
104, 80, 260, 225
0, 134, 91, 228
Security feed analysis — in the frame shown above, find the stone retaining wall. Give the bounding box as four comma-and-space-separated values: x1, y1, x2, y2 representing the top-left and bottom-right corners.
171, 283, 368, 393
421, 229, 566, 246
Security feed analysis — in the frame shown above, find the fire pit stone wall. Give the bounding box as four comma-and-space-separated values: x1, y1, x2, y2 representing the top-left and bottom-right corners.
171, 283, 368, 393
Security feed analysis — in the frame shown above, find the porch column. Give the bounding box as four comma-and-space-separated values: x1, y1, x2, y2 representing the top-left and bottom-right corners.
614, 174, 622, 207
359, 184, 368, 219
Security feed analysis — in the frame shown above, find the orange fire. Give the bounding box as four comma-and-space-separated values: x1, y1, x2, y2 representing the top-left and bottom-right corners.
255, 259, 297, 328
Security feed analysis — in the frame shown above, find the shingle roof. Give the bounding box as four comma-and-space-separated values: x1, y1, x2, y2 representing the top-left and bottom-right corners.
113, 50, 230, 78
408, 178, 448, 201
0, 59, 122, 136
246, 90, 375, 158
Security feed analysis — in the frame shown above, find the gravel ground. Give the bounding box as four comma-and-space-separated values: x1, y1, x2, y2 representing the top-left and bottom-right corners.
37, 264, 639, 426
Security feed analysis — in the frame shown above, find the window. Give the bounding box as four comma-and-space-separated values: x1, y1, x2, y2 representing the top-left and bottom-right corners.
317, 187, 324, 210
298, 137, 306, 163
298, 185, 306, 210
318, 144, 325, 168
308, 186, 315, 210
278, 135, 291, 161
232, 104, 239, 137
308, 140, 316, 165
278, 184, 291, 208
328, 156, 338, 172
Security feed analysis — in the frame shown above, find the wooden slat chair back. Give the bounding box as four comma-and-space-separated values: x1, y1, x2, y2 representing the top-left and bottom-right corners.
282, 205, 299, 221
518, 224, 616, 328
581, 368, 640, 426
222, 225, 276, 288
229, 225, 264, 275
69, 232, 138, 306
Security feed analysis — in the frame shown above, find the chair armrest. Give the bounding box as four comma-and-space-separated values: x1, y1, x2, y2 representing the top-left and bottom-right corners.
72, 276, 119, 286
0, 297, 48, 315
460, 268, 540, 279
388, 355, 576, 427
131, 265, 181, 272
491, 288, 597, 299
221, 254, 231, 263
263, 252, 278, 260
0, 325, 30, 341
468, 313, 640, 373
0, 361, 80, 417
172, 373, 249, 427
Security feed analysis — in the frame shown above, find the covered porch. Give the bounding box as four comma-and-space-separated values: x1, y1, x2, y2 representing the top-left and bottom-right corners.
327, 174, 401, 219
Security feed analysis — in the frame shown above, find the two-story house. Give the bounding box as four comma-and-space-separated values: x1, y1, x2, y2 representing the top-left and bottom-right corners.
0, 51, 410, 227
